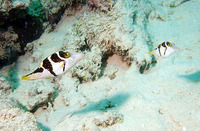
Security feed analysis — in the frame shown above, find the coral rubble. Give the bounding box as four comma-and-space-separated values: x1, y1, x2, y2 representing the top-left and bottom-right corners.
0, 76, 11, 95
0, 28, 21, 67
87, 0, 113, 13
0, 107, 40, 130
11, 80, 55, 111
63, 0, 156, 81
0, 94, 40, 130
93, 112, 123, 128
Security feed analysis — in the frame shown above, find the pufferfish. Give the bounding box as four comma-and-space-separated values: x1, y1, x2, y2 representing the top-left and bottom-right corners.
149, 41, 179, 57
22, 51, 84, 80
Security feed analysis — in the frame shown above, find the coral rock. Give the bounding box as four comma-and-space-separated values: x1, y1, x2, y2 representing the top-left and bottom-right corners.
0, 29, 21, 66
0, 76, 11, 95
0, 107, 40, 130
87, 0, 113, 12
11, 80, 55, 111
93, 112, 124, 128
63, 0, 154, 81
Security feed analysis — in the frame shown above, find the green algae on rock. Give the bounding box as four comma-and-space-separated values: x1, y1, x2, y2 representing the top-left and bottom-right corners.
27, 0, 46, 22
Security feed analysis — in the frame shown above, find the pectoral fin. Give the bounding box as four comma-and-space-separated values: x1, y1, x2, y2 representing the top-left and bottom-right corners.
60, 61, 65, 68
60, 61, 65, 71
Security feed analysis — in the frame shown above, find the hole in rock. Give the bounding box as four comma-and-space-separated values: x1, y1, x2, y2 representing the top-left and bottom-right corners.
101, 54, 130, 80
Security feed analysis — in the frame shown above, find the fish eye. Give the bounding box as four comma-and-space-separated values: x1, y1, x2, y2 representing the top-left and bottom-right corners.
167, 42, 172, 47
64, 52, 70, 58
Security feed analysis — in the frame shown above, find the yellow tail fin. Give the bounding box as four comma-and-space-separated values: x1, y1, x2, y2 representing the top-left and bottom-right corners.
22, 75, 35, 80
148, 51, 153, 55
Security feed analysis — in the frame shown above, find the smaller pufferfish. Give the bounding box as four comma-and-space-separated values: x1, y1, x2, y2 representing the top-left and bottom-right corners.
149, 41, 179, 57
22, 51, 84, 80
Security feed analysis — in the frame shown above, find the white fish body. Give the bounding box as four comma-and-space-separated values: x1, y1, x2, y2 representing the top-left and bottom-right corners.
22, 51, 84, 80
149, 42, 179, 57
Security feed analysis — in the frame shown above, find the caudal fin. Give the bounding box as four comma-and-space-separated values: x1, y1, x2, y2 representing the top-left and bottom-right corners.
148, 51, 153, 55
22, 75, 37, 80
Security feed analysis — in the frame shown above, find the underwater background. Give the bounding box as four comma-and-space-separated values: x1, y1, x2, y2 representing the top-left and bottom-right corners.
0, 0, 200, 130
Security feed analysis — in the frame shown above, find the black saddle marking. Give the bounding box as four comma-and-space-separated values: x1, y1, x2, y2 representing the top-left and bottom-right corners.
51, 53, 64, 63
42, 58, 57, 76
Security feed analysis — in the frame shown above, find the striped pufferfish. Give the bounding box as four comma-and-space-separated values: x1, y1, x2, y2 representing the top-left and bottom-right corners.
149, 41, 179, 57
22, 51, 84, 80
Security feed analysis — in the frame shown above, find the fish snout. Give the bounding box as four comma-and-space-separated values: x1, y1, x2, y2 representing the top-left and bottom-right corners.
72, 52, 85, 61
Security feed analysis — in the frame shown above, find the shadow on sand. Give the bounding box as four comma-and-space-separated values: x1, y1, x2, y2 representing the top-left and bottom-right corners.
37, 122, 51, 131
74, 93, 130, 114
179, 71, 200, 82
55, 93, 130, 127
